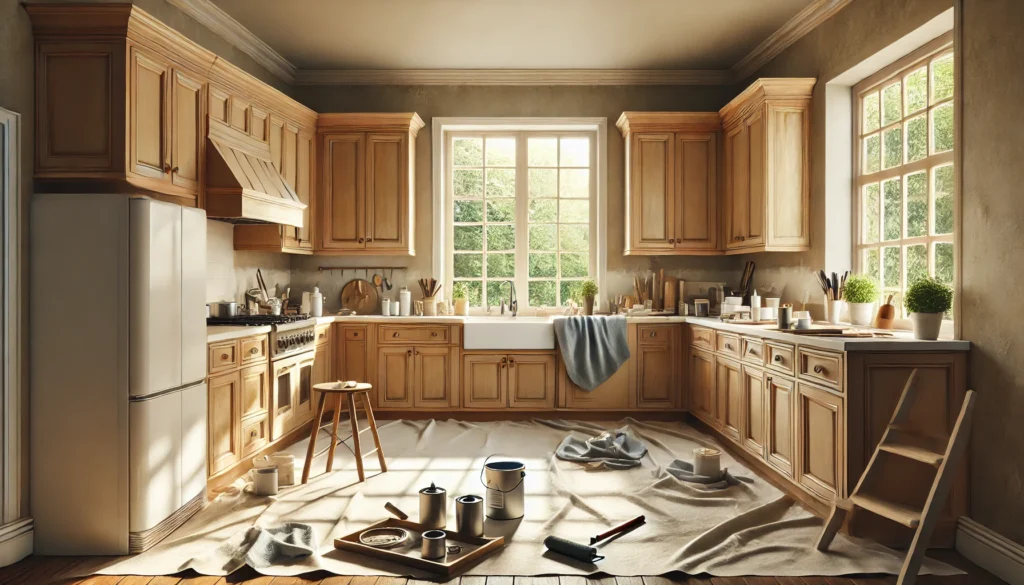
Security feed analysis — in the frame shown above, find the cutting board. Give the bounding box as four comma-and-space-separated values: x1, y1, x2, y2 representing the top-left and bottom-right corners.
340, 279, 379, 315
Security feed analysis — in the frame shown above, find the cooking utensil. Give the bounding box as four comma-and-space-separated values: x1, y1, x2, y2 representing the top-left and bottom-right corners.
256, 269, 270, 303
341, 279, 379, 314
875, 294, 896, 329
208, 301, 238, 318
372, 273, 383, 292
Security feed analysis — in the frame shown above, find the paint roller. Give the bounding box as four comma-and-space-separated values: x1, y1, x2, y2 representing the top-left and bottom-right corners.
543, 515, 646, 563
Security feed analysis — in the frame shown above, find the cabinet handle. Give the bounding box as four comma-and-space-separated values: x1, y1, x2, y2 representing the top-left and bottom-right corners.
392, 332, 399, 337
250, 429, 258, 439
221, 353, 229, 360
171, 166, 179, 173
509, 358, 515, 367
813, 365, 825, 374
767, 376, 773, 382
358, 237, 365, 244
367, 238, 373, 242
407, 350, 413, 357
725, 343, 733, 350
501, 357, 507, 368
649, 331, 656, 338
250, 347, 259, 355
431, 332, 438, 337
668, 238, 675, 244
773, 355, 783, 363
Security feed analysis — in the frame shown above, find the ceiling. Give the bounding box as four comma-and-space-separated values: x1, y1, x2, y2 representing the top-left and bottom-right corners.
210, 0, 814, 71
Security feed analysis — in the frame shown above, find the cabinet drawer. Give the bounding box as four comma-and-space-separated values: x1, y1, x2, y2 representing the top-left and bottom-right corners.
208, 341, 238, 374
798, 347, 843, 390
715, 332, 741, 357
378, 325, 449, 344
690, 326, 715, 350
239, 336, 268, 364
343, 327, 365, 340
765, 342, 796, 375
239, 363, 268, 419
638, 325, 674, 343
240, 415, 269, 457
315, 325, 332, 346
741, 337, 764, 365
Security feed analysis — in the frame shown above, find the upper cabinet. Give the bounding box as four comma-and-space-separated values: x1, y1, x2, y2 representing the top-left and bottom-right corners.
618, 113, 721, 255
317, 114, 424, 256
720, 78, 815, 253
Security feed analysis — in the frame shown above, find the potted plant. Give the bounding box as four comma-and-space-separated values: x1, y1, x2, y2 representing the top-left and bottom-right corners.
452, 282, 470, 316
843, 274, 880, 326
579, 280, 599, 315
904, 277, 953, 340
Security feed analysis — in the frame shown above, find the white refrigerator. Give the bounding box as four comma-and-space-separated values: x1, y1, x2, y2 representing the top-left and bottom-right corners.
31, 194, 208, 555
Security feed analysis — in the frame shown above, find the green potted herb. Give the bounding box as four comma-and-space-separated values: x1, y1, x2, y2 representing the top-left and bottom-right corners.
843, 274, 880, 326
452, 282, 470, 316
579, 280, 599, 315
904, 277, 953, 340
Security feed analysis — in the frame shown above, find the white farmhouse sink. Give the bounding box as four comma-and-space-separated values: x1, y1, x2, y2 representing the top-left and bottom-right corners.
463, 316, 556, 350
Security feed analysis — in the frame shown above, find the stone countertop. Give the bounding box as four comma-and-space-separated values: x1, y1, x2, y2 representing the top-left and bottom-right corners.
206, 325, 272, 343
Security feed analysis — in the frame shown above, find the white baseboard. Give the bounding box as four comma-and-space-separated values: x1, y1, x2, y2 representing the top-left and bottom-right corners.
957, 516, 1024, 585
0, 518, 32, 567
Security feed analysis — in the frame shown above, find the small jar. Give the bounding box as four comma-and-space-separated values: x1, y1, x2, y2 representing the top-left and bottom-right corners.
381, 298, 390, 316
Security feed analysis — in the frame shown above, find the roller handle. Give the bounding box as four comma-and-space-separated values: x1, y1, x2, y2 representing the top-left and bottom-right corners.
590, 514, 646, 545
384, 502, 408, 520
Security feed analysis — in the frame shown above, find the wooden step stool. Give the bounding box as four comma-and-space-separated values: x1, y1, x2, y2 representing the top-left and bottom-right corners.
816, 369, 977, 585
303, 382, 388, 484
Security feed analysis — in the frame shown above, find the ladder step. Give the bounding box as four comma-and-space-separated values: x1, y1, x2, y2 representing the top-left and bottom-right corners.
850, 494, 922, 528
879, 428, 947, 466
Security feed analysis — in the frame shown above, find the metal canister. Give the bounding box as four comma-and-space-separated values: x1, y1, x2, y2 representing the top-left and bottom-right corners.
455, 495, 485, 537
421, 529, 447, 559
778, 304, 793, 329
418, 483, 447, 529
482, 458, 526, 520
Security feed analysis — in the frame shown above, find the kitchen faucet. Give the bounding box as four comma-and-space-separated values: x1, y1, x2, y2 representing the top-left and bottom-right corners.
499, 280, 518, 317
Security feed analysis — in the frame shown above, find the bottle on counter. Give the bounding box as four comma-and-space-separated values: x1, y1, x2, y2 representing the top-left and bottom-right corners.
399, 287, 412, 316
311, 287, 323, 317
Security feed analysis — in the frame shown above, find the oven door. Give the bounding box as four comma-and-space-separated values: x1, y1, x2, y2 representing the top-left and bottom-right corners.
270, 351, 316, 441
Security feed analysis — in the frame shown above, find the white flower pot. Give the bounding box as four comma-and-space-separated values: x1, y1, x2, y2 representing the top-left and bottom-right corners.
848, 302, 876, 326
828, 300, 846, 324
910, 312, 944, 340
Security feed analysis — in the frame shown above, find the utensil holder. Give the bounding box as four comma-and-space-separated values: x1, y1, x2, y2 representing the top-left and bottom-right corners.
422, 296, 438, 316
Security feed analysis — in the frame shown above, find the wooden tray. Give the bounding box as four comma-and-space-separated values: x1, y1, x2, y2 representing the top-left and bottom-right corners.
334, 518, 505, 577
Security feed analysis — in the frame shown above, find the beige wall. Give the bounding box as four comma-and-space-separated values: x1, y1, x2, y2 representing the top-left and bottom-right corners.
205, 221, 291, 305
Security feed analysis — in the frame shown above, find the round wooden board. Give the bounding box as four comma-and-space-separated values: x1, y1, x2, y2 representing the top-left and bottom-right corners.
340, 279, 379, 315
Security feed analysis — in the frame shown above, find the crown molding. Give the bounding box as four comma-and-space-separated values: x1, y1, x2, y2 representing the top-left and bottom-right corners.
731, 0, 854, 82
166, 0, 296, 84
293, 68, 734, 86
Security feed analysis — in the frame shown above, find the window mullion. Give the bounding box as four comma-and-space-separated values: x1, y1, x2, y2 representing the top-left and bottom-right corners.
515, 132, 529, 308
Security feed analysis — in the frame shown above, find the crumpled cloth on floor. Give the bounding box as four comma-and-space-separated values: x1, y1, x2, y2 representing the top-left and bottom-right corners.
214, 522, 318, 572
555, 427, 648, 469
666, 459, 753, 489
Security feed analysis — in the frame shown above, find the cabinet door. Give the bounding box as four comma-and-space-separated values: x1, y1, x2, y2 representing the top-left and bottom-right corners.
462, 354, 506, 409
313, 342, 332, 387
765, 372, 795, 477
321, 133, 365, 250
724, 123, 748, 249
366, 133, 409, 251
293, 130, 314, 249
207, 371, 240, 475
745, 111, 765, 247
628, 133, 675, 252
292, 355, 315, 426
715, 356, 742, 440
340, 326, 368, 383
508, 354, 556, 409
634, 342, 676, 408
239, 363, 268, 420
377, 346, 414, 408
128, 46, 169, 181
765, 104, 810, 248
414, 347, 454, 408
676, 132, 718, 252
796, 382, 844, 499
561, 358, 629, 409
740, 365, 766, 457
689, 348, 716, 422
169, 68, 202, 192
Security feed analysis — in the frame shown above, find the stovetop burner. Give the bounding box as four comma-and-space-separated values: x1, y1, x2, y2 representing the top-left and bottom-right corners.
207, 314, 311, 327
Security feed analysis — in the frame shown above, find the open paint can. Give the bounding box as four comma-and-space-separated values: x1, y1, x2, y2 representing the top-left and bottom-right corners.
481, 457, 525, 520
456, 494, 485, 536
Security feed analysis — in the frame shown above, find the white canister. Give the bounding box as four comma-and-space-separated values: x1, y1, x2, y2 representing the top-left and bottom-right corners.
399, 287, 412, 316
271, 453, 295, 486
381, 298, 391, 316
251, 466, 279, 496
390, 298, 400, 316
750, 291, 761, 321
693, 447, 722, 478
311, 287, 323, 317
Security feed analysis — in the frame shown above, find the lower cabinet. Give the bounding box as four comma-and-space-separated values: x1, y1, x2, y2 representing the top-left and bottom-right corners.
632, 325, 679, 408
689, 347, 716, 423
764, 372, 796, 478
463, 354, 506, 408
740, 365, 766, 457
559, 356, 630, 409
376, 345, 458, 409
208, 371, 240, 475
795, 382, 844, 499
715, 356, 742, 441
463, 353, 556, 409
377, 346, 414, 408
339, 326, 368, 383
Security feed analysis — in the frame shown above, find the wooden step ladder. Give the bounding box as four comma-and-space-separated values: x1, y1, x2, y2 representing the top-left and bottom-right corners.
816, 368, 977, 585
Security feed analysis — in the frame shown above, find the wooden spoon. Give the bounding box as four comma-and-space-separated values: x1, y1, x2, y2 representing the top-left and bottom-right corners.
372, 273, 383, 292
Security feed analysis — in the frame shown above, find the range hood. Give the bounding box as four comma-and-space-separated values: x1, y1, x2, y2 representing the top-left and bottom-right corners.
205, 118, 306, 228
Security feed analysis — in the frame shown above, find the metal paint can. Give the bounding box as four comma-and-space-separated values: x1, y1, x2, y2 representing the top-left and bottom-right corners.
481, 457, 526, 520
418, 483, 447, 529
455, 494, 485, 537
421, 529, 447, 559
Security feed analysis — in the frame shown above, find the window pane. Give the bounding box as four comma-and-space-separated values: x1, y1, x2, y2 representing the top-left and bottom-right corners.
486, 225, 515, 250
906, 114, 927, 162
883, 177, 902, 241
453, 138, 483, 166
453, 169, 483, 197
863, 91, 880, 133
486, 199, 515, 222
529, 169, 556, 197
529, 224, 556, 250
560, 281, 583, 305
864, 134, 881, 173
529, 199, 556, 222
906, 171, 928, 238
934, 164, 954, 235
453, 225, 482, 251
487, 281, 507, 306
883, 246, 901, 288
906, 244, 928, 285
931, 53, 954, 103
932, 103, 954, 153
560, 225, 589, 252
560, 253, 589, 278
883, 126, 903, 169
560, 200, 589, 223
559, 169, 590, 198
529, 281, 557, 307
528, 138, 557, 166
485, 137, 515, 166
457, 280, 483, 307
529, 253, 556, 277
453, 200, 483, 223
863, 183, 880, 244
485, 168, 515, 197
905, 67, 928, 114
486, 253, 515, 278
454, 253, 482, 278
935, 242, 954, 284
882, 81, 902, 125
560, 137, 590, 166
865, 248, 880, 282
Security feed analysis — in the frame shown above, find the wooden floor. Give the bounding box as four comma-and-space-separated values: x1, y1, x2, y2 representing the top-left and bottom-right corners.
0, 551, 1006, 585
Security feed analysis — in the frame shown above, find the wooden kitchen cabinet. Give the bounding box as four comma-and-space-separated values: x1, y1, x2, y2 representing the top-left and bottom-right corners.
765, 372, 796, 478
689, 347, 716, 423
795, 382, 844, 499
632, 324, 680, 408
376, 346, 415, 408
720, 78, 815, 253
317, 114, 424, 255
558, 355, 630, 410
617, 113, 721, 255
507, 354, 556, 409
208, 371, 240, 475
462, 354, 507, 409
414, 347, 457, 408
239, 363, 268, 420
339, 326, 368, 383
740, 365, 766, 457
715, 356, 742, 441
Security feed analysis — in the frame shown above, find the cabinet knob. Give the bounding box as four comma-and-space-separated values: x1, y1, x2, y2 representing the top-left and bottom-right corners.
431, 332, 437, 337
773, 355, 783, 363
358, 237, 365, 243
221, 353, 229, 360
250, 347, 259, 355
171, 166, 179, 173
392, 332, 399, 337
250, 429, 258, 439
813, 365, 825, 374
725, 343, 733, 350
509, 358, 515, 367
367, 238, 373, 242
501, 357, 507, 368
407, 350, 412, 357
668, 238, 675, 244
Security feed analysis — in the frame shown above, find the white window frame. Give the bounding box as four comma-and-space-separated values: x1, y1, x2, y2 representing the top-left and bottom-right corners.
432, 118, 607, 314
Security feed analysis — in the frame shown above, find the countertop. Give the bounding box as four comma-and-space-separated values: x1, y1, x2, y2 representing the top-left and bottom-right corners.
206, 324, 273, 343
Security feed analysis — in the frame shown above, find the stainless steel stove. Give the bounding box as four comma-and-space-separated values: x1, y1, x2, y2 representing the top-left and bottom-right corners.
206, 314, 317, 359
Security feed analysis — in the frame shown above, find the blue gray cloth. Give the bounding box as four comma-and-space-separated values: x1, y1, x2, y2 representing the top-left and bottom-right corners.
556, 428, 648, 469
666, 460, 753, 490
553, 315, 630, 391
215, 522, 318, 571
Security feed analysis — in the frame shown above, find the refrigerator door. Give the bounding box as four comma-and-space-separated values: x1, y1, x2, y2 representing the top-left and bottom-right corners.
128, 390, 183, 534
130, 198, 183, 397
180, 382, 208, 501
180, 206, 208, 385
